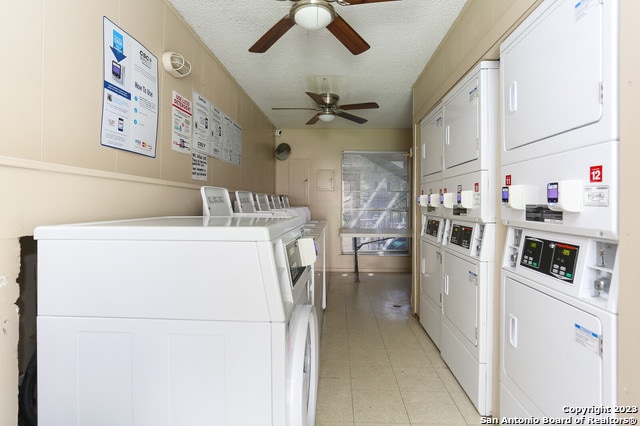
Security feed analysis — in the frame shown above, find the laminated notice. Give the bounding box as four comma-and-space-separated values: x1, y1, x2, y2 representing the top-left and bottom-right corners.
574, 323, 600, 354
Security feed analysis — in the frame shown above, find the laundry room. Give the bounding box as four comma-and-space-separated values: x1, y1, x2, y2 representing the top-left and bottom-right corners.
1, 0, 639, 425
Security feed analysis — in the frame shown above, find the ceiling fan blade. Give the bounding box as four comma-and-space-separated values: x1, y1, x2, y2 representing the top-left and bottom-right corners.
272, 107, 319, 111
326, 15, 370, 55
305, 92, 326, 105
249, 16, 295, 53
340, 102, 379, 110
306, 114, 322, 125
341, 0, 400, 4
337, 111, 368, 124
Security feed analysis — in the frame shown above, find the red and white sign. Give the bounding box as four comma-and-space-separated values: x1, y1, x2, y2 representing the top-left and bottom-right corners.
590, 165, 603, 183
505, 174, 512, 186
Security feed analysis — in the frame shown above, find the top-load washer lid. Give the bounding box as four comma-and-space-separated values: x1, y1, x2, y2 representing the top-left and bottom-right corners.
34, 215, 305, 241
35, 215, 309, 323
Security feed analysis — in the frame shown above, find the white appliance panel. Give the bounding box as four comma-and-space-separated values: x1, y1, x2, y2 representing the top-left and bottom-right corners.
442, 252, 478, 347
35, 216, 318, 426
421, 179, 445, 218
443, 61, 498, 177
440, 320, 490, 415
419, 293, 441, 348
502, 275, 613, 417
38, 317, 274, 426
420, 104, 444, 180
443, 170, 495, 223
500, 0, 618, 164
501, 141, 618, 240
501, 227, 619, 314
421, 238, 443, 307
303, 221, 327, 327
37, 239, 285, 322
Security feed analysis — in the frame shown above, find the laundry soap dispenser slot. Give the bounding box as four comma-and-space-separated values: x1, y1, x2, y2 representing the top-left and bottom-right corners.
443, 192, 455, 209
502, 185, 527, 210
547, 180, 583, 212
457, 189, 477, 209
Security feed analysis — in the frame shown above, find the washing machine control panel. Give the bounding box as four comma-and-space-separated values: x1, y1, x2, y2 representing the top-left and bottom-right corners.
450, 224, 473, 249
425, 218, 442, 238
520, 236, 579, 284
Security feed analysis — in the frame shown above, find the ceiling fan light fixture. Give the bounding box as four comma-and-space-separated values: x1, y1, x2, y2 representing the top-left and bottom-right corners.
318, 113, 336, 122
291, 1, 335, 31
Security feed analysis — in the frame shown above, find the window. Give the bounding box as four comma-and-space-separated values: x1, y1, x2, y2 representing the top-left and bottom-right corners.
341, 151, 410, 255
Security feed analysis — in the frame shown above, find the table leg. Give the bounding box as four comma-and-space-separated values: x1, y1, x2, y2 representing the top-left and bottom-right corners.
352, 237, 360, 283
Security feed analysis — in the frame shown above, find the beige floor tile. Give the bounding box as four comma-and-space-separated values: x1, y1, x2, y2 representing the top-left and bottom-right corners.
352, 389, 410, 424
316, 273, 485, 426
401, 390, 467, 424
348, 348, 391, 370
451, 390, 485, 424
394, 367, 448, 393
350, 366, 399, 391
382, 331, 425, 351
315, 377, 354, 423
387, 348, 433, 371
435, 367, 465, 394
348, 332, 386, 350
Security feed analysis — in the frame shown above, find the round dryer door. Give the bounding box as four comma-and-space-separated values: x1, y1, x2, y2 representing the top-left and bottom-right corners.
286, 304, 319, 426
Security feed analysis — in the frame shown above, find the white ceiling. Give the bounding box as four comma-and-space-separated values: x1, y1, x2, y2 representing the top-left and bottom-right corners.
167, 0, 468, 129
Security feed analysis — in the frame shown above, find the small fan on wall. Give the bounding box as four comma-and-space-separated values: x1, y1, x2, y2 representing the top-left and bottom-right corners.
273, 92, 379, 125
249, 0, 400, 55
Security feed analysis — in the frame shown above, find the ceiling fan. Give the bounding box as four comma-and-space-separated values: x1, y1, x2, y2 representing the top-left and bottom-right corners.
249, 0, 399, 55
273, 92, 379, 125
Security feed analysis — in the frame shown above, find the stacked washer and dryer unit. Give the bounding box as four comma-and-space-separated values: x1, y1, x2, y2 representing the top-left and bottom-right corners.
35, 215, 320, 426
419, 60, 499, 416
499, 0, 620, 419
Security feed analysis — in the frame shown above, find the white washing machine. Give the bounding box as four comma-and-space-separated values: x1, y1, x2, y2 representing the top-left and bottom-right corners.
439, 218, 495, 416
499, 0, 620, 419
301, 220, 328, 332
501, 227, 618, 419
35, 215, 319, 426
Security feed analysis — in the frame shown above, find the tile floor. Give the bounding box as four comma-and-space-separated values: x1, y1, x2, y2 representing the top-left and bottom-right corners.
315, 272, 483, 425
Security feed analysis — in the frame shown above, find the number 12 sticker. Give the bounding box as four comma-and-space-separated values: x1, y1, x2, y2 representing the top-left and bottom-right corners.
590, 165, 603, 183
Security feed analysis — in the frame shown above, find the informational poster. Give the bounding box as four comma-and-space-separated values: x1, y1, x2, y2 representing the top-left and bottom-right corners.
210, 105, 224, 159
191, 152, 208, 181
192, 90, 242, 166
171, 91, 192, 153
101, 17, 158, 157
192, 91, 211, 155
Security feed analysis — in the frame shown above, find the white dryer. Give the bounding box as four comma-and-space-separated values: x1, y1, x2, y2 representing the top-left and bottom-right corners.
35, 216, 319, 426
418, 193, 448, 349
440, 218, 495, 416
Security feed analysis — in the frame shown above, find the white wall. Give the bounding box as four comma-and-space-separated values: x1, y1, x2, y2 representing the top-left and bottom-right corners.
0, 0, 277, 423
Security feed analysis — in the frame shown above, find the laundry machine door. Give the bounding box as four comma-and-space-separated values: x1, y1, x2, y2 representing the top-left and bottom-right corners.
442, 251, 478, 347
420, 238, 443, 346
287, 305, 319, 426
502, 276, 604, 417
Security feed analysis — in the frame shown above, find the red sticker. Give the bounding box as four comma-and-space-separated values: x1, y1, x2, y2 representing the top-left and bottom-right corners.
474, 182, 479, 192
590, 165, 603, 183
505, 175, 512, 186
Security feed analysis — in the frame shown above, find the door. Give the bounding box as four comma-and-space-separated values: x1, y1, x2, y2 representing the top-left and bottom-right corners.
419, 238, 443, 346
421, 239, 442, 307
503, 276, 603, 416
287, 305, 319, 426
420, 105, 443, 179
289, 159, 309, 206
501, 0, 605, 152
442, 251, 478, 347
443, 76, 480, 171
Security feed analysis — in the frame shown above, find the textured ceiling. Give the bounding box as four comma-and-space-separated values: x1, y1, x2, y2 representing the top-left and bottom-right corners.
167, 0, 468, 129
